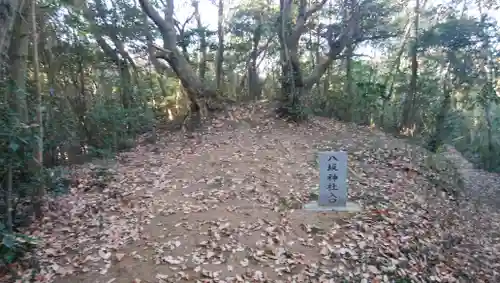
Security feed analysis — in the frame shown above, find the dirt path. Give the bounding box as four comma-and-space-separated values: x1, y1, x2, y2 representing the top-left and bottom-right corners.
13, 104, 500, 283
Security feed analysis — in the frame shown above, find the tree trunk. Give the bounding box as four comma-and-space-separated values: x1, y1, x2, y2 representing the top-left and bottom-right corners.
248, 19, 262, 99
477, 1, 496, 169
118, 61, 132, 109
236, 39, 272, 95
31, 0, 44, 220
215, 0, 224, 93
277, 0, 306, 120
139, 0, 219, 121
380, 0, 427, 128
0, 0, 20, 78
8, 0, 31, 122
276, 0, 360, 121
192, 0, 207, 81
427, 86, 450, 152
344, 0, 354, 121
5, 165, 13, 232
401, 0, 420, 131
379, 19, 412, 126
143, 13, 172, 102
82, 1, 135, 111
428, 62, 451, 152
483, 99, 494, 168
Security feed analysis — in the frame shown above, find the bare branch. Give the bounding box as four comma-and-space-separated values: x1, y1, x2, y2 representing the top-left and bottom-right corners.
291, 0, 328, 42
152, 44, 173, 56
138, 0, 177, 49
304, 1, 358, 89
174, 12, 195, 34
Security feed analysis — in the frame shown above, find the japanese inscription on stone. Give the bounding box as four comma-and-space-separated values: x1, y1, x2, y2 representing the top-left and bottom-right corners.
318, 151, 348, 207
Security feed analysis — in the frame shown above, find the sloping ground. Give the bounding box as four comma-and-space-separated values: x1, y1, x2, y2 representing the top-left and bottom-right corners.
440, 144, 500, 208
10, 103, 500, 282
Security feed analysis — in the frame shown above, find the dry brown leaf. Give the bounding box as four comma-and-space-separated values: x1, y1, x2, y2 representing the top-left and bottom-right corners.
98, 249, 112, 260
155, 273, 169, 280
240, 258, 249, 267
115, 253, 125, 261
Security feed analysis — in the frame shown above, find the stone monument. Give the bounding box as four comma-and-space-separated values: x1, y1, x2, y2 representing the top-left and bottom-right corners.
304, 151, 361, 212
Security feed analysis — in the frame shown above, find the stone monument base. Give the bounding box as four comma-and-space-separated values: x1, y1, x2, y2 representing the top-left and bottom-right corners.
303, 201, 361, 212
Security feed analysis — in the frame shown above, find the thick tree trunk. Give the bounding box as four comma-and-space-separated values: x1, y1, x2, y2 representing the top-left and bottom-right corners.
8, 0, 31, 122
276, 0, 360, 121
277, 48, 306, 120
0, 0, 20, 80
144, 14, 172, 103
277, 0, 305, 120
139, 0, 219, 122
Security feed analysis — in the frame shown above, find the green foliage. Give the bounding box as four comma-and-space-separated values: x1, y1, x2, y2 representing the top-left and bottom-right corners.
310, 60, 383, 124
84, 98, 154, 156
45, 167, 72, 196
306, 14, 500, 174
1, 69, 156, 239
0, 223, 37, 266
420, 18, 489, 51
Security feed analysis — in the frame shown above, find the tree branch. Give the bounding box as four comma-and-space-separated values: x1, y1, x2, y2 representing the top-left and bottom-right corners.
353, 32, 400, 44
152, 44, 173, 57
138, 0, 177, 51
304, 24, 353, 89
303, 0, 399, 89
291, 0, 328, 43
173, 12, 195, 35
109, 33, 138, 70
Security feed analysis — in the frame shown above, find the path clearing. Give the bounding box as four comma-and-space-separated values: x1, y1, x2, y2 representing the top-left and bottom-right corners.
14, 104, 500, 282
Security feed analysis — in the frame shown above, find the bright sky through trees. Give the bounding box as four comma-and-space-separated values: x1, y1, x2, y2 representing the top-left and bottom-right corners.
173, 0, 499, 63
175, 0, 500, 30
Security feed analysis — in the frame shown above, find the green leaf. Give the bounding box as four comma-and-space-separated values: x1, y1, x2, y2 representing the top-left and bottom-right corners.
14, 233, 38, 244
8, 142, 20, 152
4, 250, 16, 264
16, 136, 29, 145
2, 234, 16, 248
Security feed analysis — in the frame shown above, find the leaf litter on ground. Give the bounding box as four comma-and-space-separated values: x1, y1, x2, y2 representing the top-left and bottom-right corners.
7, 101, 500, 283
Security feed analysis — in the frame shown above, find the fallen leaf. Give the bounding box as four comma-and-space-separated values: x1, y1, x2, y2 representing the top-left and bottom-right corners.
240, 258, 249, 267
155, 274, 168, 280
99, 249, 112, 260
115, 253, 125, 261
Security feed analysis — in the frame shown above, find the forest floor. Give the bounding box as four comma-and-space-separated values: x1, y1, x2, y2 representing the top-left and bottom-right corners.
10, 102, 500, 282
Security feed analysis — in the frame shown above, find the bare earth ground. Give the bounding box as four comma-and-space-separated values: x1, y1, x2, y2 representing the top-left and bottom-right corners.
10, 103, 500, 282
